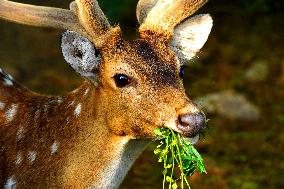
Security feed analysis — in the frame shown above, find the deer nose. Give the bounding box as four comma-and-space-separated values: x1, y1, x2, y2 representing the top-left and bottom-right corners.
178, 112, 206, 138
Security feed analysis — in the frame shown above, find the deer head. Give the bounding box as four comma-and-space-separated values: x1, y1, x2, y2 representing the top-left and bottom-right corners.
62, 0, 212, 140
0, 0, 212, 139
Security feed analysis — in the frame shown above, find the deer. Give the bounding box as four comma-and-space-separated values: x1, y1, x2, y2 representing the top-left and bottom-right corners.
0, 0, 213, 188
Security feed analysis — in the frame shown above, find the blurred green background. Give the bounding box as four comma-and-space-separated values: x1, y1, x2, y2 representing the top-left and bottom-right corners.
0, 0, 283, 188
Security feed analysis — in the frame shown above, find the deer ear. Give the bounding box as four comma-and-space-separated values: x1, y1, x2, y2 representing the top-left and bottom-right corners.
169, 14, 213, 63
61, 31, 102, 81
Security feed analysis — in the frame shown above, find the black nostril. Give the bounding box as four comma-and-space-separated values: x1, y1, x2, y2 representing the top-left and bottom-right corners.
178, 112, 206, 137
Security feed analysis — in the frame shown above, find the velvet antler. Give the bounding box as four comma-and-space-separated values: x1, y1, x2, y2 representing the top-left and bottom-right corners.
137, 0, 208, 40
0, 0, 117, 46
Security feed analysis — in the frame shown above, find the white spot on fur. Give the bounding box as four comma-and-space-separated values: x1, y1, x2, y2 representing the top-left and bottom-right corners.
84, 88, 90, 96
0, 100, 5, 110
5, 176, 16, 189
51, 141, 59, 155
3, 78, 13, 86
170, 14, 213, 63
5, 104, 18, 122
74, 104, 82, 117
44, 104, 49, 113
28, 151, 37, 163
68, 101, 75, 107
66, 117, 70, 123
57, 98, 63, 104
16, 126, 24, 141
7, 74, 13, 80
15, 152, 23, 165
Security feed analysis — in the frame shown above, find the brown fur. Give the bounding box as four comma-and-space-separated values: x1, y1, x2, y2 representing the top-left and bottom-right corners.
0, 0, 210, 188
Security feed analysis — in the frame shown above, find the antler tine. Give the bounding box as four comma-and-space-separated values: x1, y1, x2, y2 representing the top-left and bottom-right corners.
136, 0, 158, 24
74, 0, 113, 41
137, 0, 208, 40
0, 0, 86, 35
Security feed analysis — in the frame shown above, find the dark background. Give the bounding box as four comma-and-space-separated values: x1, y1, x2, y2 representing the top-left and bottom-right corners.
0, 0, 283, 188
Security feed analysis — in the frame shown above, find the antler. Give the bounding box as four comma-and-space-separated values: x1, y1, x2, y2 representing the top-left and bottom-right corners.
0, 0, 115, 46
74, 0, 112, 40
137, 0, 208, 40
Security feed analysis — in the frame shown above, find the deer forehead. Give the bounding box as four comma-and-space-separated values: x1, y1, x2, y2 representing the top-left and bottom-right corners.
103, 40, 181, 89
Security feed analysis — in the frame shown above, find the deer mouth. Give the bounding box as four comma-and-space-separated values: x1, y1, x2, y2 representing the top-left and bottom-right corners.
183, 135, 200, 145
164, 125, 201, 145
164, 125, 200, 145
165, 112, 206, 145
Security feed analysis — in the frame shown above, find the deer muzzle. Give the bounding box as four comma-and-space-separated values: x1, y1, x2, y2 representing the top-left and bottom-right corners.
178, 112, 206, 138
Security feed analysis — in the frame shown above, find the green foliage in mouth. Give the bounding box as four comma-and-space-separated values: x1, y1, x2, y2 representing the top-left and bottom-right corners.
154, 126, 207, 189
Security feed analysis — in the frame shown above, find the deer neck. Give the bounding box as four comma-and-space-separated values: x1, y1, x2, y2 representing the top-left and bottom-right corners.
1, 81, 149, 188
53, 81, 150, 188
64, 135, 149, 189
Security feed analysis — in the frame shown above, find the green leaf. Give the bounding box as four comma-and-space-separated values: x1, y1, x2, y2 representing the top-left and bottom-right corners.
154, 128, 163, 136
154, 149, 162, 155
153, 127, 208, 189
166, 176, 174, 183
162, 169, 167, 175
172, 182, 178, 189
165, 164, 172, 168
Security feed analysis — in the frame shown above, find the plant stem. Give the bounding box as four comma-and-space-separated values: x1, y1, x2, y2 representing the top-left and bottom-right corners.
170, 142, 175, 189
155, 127, 206, 189
163, 136, 169, 189
184, 175, 191, 189
171, 130, 185, 189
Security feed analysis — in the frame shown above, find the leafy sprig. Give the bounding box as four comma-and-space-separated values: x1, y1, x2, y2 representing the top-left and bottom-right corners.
154, 128, 207, 189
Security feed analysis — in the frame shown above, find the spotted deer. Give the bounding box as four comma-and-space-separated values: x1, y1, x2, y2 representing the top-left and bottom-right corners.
0, 0, 213, 188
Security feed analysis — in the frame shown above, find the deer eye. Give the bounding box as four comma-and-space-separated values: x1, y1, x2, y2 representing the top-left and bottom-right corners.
179, 66, 185, 78
114, 74, 131, 88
